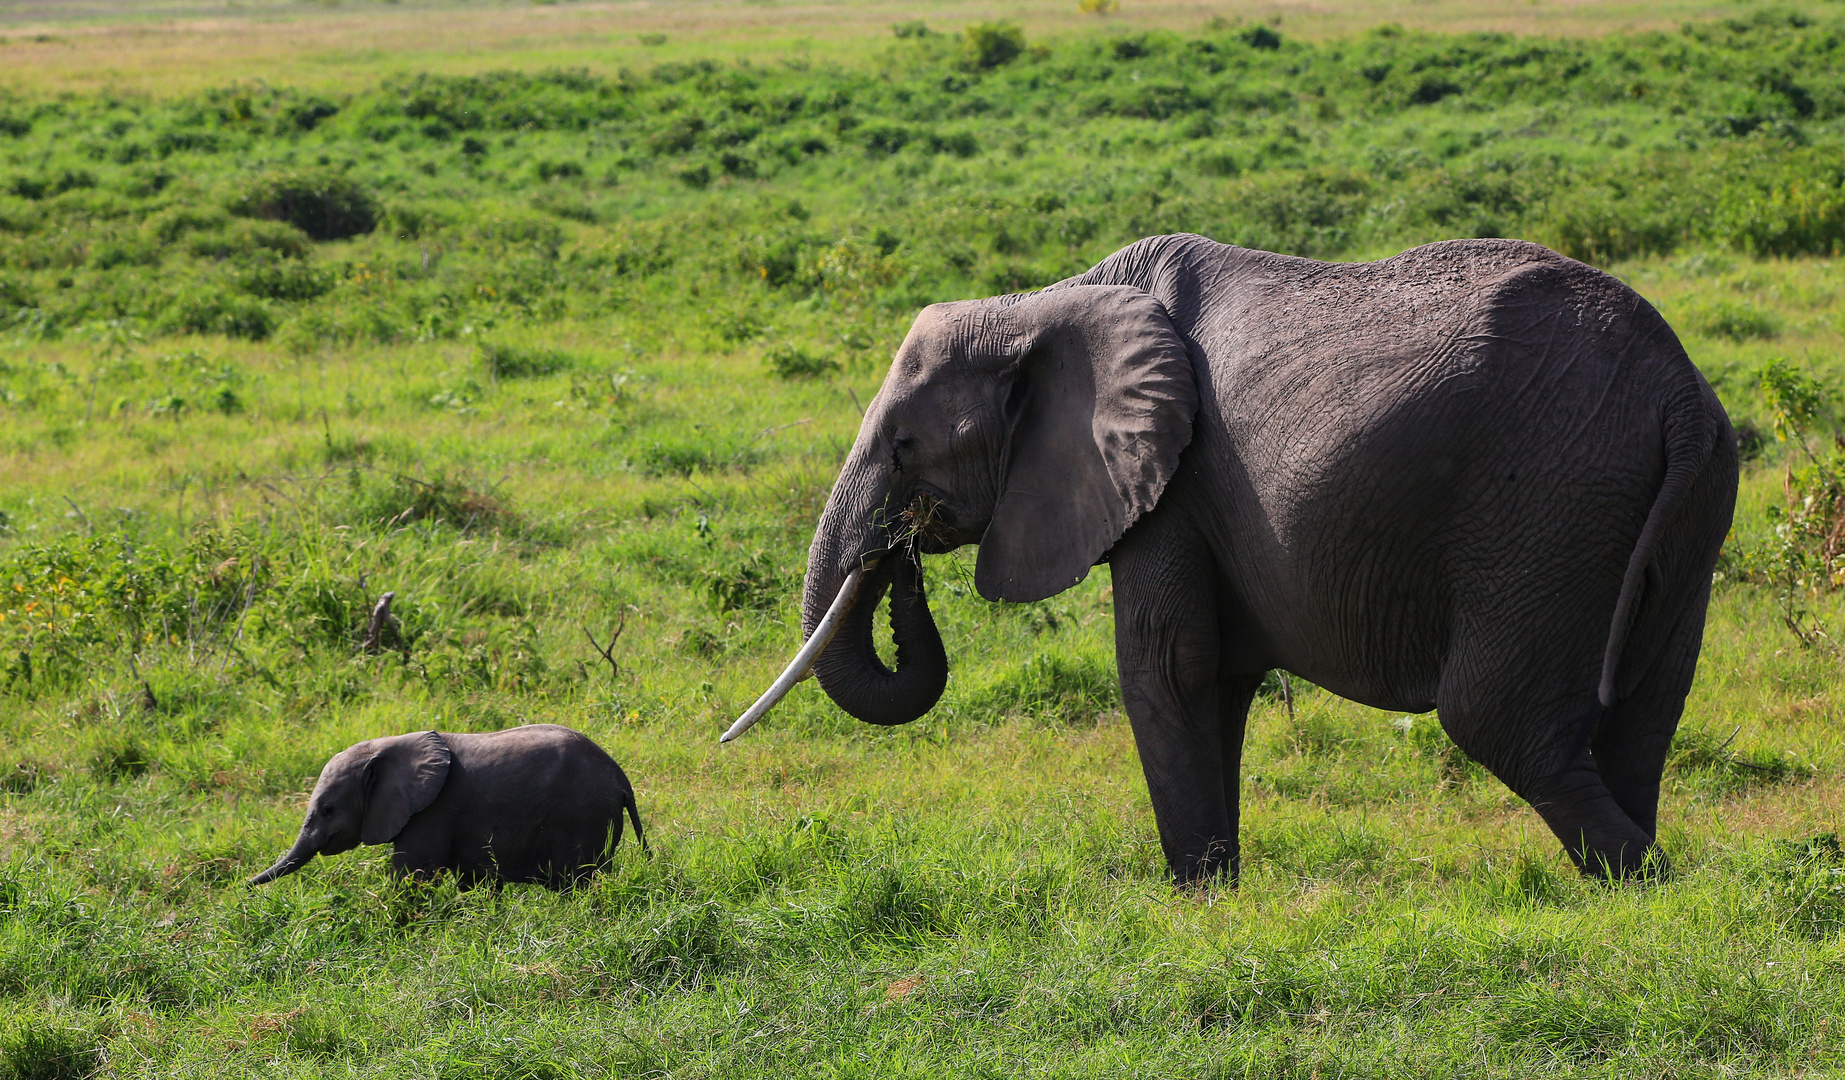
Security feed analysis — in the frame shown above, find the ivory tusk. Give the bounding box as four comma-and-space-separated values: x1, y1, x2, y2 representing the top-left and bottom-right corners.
719, 560, 874, 743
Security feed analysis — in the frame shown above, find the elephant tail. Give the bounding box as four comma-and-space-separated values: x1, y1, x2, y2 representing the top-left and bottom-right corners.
1596, 382, 1723, 710
625, 792, 647, 853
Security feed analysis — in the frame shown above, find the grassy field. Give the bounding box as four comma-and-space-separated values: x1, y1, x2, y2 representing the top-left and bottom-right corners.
4, 3, 1845, 1076
0, 0, 1761, 95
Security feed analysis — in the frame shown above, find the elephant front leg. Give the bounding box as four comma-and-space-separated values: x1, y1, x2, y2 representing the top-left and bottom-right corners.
1111, 525, 1249, 884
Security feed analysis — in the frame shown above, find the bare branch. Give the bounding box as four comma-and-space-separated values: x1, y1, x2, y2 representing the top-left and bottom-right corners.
582, 614, 627, 682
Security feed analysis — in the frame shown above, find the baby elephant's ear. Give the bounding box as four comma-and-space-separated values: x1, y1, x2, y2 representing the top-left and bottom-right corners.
361, 731, 453, 845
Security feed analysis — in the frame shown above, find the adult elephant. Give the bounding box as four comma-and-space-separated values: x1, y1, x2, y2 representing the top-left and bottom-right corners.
729, 234, 1737, 885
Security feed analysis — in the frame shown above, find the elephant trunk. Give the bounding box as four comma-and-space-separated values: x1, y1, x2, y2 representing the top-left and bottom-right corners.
802, 541, 948, 728
248, 830, 319, 886
721, 436, 951, 742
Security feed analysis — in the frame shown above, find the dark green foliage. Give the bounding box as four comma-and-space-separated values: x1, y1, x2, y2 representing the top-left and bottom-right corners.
0, 1024, 100, 1080
1670, 724, 1811, 790
1768, 833, 1845, 939
479, 341, 577, 379
1241, 26, 1282, 51
632, 435, 761, 477
1681, 297, 1784, 341
354, 472, 513, 531
90, 739, 151, 780
156, 287, 273, 340
228, 170, 378, 241
234, 259, 332, 302
961, 23, 1026, 70
764, 344, 837, 379
2, 20, 1845, 345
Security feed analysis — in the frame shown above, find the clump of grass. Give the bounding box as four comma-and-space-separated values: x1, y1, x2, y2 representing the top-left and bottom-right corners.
370, 472, 513, 531
479, 341, 578, 380
0, 1022, 102, 1080
1397, 713, 1485, 784
962, 651, 1118, 725
1669, 724, 1812, 791
707, 552, 790, 613
89, 737, 151, 780
632, 436, 762, 477
1680, 297, 1782, 341
1767, 833, 1845, 939
764, 345, 838, 380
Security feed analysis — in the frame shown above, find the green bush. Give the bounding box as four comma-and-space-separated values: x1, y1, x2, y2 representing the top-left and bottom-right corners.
962, 22, 1025, 70
156, 288, 273, 340
184, 219, 312, 261
228, 170, 378, 241
964, 652, 1119, 725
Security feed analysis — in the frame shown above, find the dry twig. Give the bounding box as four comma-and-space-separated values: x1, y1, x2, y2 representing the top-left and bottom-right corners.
583, 614, 627, 682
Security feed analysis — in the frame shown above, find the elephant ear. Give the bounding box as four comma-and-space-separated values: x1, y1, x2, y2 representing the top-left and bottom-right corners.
975, 285, 1198, 603
360, 731, 452, 845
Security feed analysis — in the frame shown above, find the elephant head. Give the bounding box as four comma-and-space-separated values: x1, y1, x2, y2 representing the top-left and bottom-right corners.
249, 731, 452, 884
725, 284, 1197, 739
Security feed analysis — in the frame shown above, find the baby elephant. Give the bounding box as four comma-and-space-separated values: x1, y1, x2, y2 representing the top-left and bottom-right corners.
250, 724, 643, 888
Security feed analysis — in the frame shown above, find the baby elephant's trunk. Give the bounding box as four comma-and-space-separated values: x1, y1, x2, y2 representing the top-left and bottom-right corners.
248, 835, 316, 885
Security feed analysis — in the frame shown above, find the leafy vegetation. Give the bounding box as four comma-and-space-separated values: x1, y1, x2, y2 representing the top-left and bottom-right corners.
3, 6, 1845, 1077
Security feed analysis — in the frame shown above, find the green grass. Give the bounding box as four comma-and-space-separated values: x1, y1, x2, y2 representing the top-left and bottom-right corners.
4, 9, 1845, 1077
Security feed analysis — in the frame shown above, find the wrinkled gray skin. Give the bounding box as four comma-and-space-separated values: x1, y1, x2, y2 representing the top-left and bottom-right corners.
802, 234, 1736, 884
250, 724, 643, 888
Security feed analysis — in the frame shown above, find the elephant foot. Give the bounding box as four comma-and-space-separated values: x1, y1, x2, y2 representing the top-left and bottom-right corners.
1168, 841, 1238, 888
1572, 839, 1672, 883
1524, 760, 1665, 884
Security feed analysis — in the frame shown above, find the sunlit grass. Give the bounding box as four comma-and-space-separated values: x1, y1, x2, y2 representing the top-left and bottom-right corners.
0, 0, 1769, 96
3, 7, 1845, 1075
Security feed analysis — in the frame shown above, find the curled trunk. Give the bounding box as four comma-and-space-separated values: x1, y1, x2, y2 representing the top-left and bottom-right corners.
804, 551, 947, 727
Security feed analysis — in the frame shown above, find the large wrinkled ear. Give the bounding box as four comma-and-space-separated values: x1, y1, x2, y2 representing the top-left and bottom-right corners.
360, 731, 452, 845
976, 285, 1197, 603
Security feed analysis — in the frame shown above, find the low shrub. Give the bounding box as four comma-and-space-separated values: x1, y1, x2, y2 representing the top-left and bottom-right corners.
1767, 833, 1845, 939
228, 170, 378, 241
708, 552, 792, 612
156, 288, 273, 340
962, 23, 1025, 70
631, 436, 762, 477
183, 219, 312, 261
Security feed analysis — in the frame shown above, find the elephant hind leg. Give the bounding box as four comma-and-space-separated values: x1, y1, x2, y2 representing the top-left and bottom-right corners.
1590, 581, 1713, 846
1437, 653, 1659, 880
1521, 746, 1662, 879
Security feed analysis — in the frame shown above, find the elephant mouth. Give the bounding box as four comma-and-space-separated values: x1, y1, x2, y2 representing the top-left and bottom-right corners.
895, 490, 966, 554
